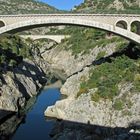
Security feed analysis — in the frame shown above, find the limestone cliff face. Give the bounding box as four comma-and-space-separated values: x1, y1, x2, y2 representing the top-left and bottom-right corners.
45, 65, 140, 128
41, 43, 117, 76
0, 59, 46, 112
44, 42, 140, 129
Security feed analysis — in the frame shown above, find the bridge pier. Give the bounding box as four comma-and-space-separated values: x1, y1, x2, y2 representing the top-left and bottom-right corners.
137, 26, 140, 35
127, 24, 131, 32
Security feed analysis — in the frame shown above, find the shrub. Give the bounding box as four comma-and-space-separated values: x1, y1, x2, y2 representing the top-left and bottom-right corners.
0, 34, 32, 69
91, 93, 100, 102
96, 51, 106, 59
113, 99, 124, 110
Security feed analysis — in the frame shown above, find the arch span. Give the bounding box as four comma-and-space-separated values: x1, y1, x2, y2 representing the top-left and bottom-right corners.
131, 20, 140, 35
116, 20, 128, 30
19, 35, 70, 43
0, 20, 5, 28
0, 17, 140, 44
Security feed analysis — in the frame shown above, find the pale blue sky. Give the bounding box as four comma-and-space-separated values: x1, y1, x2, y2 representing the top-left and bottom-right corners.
39, 0, 84, 10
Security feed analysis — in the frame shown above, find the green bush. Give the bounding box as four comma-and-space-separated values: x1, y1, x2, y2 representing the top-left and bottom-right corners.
0, 34, 32, 68
96, 51, 106, 59
113, 99, 124, 110
91, 93, 100, 102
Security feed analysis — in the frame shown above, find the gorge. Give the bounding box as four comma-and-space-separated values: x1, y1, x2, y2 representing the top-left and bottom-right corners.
0, 0, 140, 140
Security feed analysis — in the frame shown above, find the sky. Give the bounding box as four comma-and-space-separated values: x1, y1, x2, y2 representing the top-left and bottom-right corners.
39, 0, 84, 10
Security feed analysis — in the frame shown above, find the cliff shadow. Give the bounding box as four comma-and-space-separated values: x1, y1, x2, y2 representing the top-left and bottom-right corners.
0, 109, 16, 124
13, 60, 47, 84
0, 60, 47, 88
12, 74, 31, 99
0, 110, 25, 140
68, 42, 140, 78
93, 42, 140, 66
0, 113, 139, 140
48, 119, 140, 140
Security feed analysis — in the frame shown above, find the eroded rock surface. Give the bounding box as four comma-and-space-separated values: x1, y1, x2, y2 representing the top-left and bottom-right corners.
0, 59, 46, 112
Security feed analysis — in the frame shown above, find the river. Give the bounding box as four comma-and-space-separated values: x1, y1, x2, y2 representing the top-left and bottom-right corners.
11, 88, 61, 140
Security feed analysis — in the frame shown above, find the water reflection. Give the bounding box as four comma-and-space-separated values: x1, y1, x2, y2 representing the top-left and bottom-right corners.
0, 88, 60, 140
0, 113, 24, 140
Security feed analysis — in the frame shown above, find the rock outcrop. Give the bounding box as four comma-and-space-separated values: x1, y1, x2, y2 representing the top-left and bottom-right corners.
45, 65, 140, 128
41, 43, 117, 76
45, 64, 140, 140
0, 59, 47, 112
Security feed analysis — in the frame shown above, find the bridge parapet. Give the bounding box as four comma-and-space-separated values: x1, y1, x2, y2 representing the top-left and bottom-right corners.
0, 14, 140, 44
0, 14, 140, 25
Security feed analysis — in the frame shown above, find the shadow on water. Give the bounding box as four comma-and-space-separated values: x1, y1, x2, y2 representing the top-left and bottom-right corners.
48, 119, 140, 140
1, 115, 140, 140
0, 109, 25, 140
0, 96, 37, 140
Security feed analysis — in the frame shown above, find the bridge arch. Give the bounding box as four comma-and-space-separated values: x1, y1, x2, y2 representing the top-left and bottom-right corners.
19, 35, 70, 43
32, 37, 59, 43
0, 17, 140, 44
115, 20, 128, 30
0, 20, 5, 28
131, 20, 140, 35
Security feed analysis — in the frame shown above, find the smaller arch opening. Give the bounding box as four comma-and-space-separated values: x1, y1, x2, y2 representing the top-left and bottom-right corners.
116, 20, 127, 30
131, 21, 140, 35
0, 20, 5, 28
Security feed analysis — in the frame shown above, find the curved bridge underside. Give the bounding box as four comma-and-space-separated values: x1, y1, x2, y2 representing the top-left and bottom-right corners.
19, 35, 70, 43
0, 15, 140, 44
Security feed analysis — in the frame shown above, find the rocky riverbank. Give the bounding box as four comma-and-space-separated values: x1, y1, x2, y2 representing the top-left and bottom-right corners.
0, 33, 140, 140
44, 42, 140, 139
45, 65, 140, 139
0, 59, 47, 114
45, 65, 140, 126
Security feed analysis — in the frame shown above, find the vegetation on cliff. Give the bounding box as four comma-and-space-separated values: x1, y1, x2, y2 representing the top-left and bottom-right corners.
0, 0, 57, 14
77, 47, 140, 110
75, 0, 140, 14
0, 0, 139, 110
72, 0, 140, 102
48, 26, 127, 56
0, 34, 32, 70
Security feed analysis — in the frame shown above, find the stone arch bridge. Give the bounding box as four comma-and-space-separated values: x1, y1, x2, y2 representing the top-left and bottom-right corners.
19, 35, 70, 43
0, 14, 140, 44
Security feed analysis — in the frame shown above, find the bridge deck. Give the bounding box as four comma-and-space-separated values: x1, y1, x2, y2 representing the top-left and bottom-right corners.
0, 14, 140, 44
0, 14, 140, 17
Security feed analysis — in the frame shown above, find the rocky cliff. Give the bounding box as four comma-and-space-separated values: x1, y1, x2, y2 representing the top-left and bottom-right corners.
0, 0, 57, 14
75, 0, 140, 14
43, 3, 140, 137
44, 42, 140, 139
0, 0, 57, 115
41, 42, 117, 76
0, 59, 46, 112
0, 0, 140, 139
